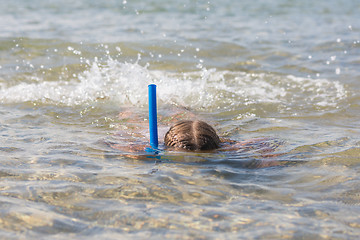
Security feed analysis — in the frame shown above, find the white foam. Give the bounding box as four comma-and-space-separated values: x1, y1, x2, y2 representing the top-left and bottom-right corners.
0, 58, 348, 112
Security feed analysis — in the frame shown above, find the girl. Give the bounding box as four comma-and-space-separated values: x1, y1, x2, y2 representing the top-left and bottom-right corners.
108, 109, 283, 167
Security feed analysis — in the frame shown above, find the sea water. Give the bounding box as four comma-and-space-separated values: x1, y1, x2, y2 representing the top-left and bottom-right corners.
0, 0, 359, 239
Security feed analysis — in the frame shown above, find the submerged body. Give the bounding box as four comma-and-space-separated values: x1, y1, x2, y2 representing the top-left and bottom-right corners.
108, 109, 283, 167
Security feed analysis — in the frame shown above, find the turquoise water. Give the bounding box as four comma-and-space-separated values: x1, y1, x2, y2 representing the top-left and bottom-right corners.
0, 0, 360, 239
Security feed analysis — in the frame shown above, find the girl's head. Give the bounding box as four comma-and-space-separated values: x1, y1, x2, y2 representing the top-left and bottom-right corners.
164, 120, 220, 151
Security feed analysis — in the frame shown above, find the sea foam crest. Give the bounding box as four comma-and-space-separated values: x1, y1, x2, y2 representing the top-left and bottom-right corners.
0, 58, 347, 112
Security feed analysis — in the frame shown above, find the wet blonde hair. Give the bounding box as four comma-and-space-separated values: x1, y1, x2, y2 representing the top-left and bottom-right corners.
164, 120, 220, 151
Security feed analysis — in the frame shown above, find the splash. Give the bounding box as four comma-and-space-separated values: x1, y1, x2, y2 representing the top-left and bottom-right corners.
0, 58, 347, 113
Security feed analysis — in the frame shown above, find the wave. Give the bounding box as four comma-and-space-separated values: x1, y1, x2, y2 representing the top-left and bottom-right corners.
0, 57, 347, 114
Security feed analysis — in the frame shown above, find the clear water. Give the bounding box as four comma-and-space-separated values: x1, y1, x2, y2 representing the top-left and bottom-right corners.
0, 0, 360, 239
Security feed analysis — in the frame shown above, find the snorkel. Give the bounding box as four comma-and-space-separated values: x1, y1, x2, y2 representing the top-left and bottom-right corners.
148, 84, 158, 149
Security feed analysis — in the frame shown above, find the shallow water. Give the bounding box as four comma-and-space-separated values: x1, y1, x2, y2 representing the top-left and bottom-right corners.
1, 0, 360, 239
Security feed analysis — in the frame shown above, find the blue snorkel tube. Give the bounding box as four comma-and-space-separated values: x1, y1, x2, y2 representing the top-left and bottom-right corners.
148, 84, 158, 149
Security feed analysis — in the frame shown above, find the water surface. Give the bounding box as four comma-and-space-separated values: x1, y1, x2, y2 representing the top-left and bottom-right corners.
0, 0, 360, 239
